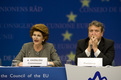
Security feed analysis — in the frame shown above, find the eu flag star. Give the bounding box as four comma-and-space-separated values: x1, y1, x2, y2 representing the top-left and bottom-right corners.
66, 12, 77, 22
62, 30, 72, 41
67, 51, 75, 61
80, 0, 90, 7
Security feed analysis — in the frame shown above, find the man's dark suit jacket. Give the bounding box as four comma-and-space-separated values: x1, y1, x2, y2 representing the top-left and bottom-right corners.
75, 37, 115, 66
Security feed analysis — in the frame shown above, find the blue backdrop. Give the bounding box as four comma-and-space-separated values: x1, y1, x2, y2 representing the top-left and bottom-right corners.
0, 0, 121, 66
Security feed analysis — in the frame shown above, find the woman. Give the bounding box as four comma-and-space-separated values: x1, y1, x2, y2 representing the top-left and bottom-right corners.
14, 24, 62, 67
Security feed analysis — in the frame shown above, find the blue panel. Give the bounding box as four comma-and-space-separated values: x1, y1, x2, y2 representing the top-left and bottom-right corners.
0, 0, 121, 66
0, 67, 67, 80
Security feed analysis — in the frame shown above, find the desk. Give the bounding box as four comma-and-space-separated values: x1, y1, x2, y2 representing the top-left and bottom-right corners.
0, 67, 67, 80
65, 64, 121, 80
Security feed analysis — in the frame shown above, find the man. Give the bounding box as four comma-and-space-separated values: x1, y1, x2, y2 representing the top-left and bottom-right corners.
75, 20, 115, 66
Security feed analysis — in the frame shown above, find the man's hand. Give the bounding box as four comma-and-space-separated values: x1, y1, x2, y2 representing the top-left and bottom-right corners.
91, 36, 98, 52
88, 36, 98, 52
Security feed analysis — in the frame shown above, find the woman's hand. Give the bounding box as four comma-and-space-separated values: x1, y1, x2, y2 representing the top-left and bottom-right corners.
48, 62, 55, 66
18, 62, 23, 66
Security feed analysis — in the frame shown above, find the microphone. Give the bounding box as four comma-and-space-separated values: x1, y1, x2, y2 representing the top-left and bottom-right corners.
90, 44, 94, 57
90, 44, 92, 50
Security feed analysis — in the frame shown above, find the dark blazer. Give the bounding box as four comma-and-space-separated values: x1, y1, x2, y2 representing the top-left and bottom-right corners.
75, 37, 115, 66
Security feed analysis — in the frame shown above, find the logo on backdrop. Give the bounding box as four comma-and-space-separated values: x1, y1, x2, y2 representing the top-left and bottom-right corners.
88, 71, 107, 80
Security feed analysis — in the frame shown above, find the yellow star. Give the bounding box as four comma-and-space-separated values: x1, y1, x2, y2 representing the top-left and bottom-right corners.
80, 0, 90, 7
67, 51, 75, 61
62, 30, 72, 41
66, 12, 77, 22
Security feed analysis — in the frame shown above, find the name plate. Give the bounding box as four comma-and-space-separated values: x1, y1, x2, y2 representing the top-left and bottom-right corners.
23, 57, 48, 67
78, 58, 102, 67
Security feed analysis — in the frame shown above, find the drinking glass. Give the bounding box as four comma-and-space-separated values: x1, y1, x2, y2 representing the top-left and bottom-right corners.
11, 60, 17, 67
